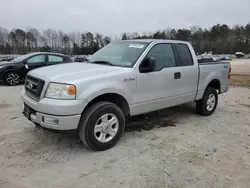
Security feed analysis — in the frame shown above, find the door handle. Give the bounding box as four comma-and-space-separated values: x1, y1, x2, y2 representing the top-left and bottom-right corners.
124, 77, 135, 81
174, 72, 181, 79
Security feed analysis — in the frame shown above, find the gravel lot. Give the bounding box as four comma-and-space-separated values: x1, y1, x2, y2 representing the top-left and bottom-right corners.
231, 59, 250, 75
0, 85, 250, 188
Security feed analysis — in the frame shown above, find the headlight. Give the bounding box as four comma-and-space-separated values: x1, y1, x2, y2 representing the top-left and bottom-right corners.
45, 83, 76, 99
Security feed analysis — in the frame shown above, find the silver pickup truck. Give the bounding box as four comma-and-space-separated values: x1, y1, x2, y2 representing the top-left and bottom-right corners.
21, 39, 231, 151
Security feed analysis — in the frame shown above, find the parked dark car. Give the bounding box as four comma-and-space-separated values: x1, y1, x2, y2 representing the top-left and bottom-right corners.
0, 52, 72, 86
0, 56, 15, 62
71, 56, 89, 62
198, 57, 215, 63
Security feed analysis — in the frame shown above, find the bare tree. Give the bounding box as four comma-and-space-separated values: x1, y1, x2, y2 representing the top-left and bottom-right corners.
27, 27, 40, 48
62, 34, 70, 54
68, 31, 76, 50
0, 27, 9, 46
2, 23, 250, 55
43, 29, 53, 48
26, 31, 36, 52
58, 30, 65, 51
51, 29, 59, 52
164, 27, 171, 39
40, 36, 47, 47
95, 33, 104, 48
8, 30, 17, 53
75, 31, 82, 46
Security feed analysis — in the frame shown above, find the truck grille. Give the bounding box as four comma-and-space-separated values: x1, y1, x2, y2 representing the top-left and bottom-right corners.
25, 75, 45, 101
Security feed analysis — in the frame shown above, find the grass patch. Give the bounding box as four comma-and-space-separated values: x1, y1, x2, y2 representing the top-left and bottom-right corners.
231, 74, 250, 86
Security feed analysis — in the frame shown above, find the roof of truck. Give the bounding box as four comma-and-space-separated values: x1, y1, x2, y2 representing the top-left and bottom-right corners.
123, 39, 190, 44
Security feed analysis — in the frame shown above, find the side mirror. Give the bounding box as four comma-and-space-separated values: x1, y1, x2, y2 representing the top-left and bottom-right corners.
139, 56, 156, 73
24, 63, 29, 69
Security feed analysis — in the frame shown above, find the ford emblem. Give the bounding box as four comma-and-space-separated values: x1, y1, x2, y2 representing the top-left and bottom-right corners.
27, 82, 33, 89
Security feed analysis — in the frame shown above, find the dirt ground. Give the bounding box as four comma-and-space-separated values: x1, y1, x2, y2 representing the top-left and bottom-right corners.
0, 85, 250, 188
230, 59, 250, 75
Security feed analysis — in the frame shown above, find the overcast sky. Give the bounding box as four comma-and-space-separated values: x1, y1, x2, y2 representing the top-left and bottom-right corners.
1, 0, 250, 35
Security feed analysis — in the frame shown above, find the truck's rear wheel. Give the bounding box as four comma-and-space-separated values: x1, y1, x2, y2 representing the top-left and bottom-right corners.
78, 102, 125, 151
196, 87, 218, 116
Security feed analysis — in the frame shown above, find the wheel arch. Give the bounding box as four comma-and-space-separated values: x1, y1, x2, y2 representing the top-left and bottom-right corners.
206, 79, 221, 93
83, 93, 130, 118
4, 69, 23, 78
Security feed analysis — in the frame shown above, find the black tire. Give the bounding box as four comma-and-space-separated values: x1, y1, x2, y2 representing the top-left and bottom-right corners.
4, 71, 21, 86
196, 87, 218, 116
34, 123, 42, 128
78, 101, 125, 151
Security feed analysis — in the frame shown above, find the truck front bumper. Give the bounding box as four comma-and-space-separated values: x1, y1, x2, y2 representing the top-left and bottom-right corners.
21, 89, 87, 130
23, 108, 81, 130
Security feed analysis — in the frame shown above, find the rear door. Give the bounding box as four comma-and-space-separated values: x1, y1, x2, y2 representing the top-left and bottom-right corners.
47, 55, 68, 66
173, 43, 199, 102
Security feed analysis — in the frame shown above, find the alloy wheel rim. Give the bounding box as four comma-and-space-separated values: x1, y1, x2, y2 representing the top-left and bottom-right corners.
94, 113, 119, 143
206, 93, 216, 111
7, 73, 20, 85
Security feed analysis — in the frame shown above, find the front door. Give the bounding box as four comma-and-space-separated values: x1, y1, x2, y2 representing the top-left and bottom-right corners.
25, 54, 46, 74
131, 43, 184, 115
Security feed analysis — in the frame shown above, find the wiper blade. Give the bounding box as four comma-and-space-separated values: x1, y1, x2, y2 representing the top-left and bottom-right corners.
91, 61, 114, 66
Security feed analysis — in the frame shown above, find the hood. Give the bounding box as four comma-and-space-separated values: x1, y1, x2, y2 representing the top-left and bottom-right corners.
29, 62, 123, 82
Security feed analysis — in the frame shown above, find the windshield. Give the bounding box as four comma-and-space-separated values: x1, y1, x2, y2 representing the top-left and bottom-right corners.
88, 41, 149, 67
11, 54, 32, 63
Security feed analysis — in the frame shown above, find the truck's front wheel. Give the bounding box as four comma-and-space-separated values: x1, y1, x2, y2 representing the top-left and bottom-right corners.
196, 87, 218, 116
78, 102, 125, 151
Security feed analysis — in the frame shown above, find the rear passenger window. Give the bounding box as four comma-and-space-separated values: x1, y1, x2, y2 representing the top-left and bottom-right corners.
177, 44, 193, 66
145, 43, 176, 71
48, 55, 63, 63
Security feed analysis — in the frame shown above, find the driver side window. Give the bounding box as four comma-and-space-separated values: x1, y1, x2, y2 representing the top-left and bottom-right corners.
145, 43, 176, 71
27, 55, 45, 64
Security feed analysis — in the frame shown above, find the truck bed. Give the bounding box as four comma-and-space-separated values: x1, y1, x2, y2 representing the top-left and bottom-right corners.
199, 61, 230, 65
195, 61, 230, 100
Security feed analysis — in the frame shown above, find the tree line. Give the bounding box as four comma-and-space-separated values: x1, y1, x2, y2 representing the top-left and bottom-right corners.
0, 23, 250, 55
